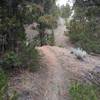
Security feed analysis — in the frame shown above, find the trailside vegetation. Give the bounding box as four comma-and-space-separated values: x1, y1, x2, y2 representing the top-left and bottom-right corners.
69, 0, 100, 54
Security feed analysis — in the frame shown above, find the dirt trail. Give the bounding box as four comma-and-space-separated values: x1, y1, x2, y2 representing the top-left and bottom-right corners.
37, 46, 71, 100
54, 17, 72, 48
9, 18, 100, 100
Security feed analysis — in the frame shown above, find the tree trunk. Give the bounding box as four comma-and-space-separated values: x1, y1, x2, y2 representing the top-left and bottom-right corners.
40, 32, 44, 46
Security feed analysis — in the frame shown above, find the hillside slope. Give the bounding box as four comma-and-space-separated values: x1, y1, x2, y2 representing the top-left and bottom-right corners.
9, 18, 100, 100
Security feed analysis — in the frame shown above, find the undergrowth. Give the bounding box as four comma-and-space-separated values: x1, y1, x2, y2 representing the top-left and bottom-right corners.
69, 82, 100, 100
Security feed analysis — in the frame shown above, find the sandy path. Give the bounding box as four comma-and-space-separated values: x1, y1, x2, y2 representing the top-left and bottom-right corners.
38, 46, 71, 100
54, 17, 72, 48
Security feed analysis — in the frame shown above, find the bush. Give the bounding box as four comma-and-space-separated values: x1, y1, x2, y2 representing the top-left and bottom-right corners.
0, 42, 40, 72
0, 69, 18, 100
69, 20, 100, 54
31, 33, 55, 47
69, 82, 99, 100
18, 43, 40, 72
46, 33, 55, 46
0, 69, 8, 99
38, 15, 55, 29
1, 51, 21, 71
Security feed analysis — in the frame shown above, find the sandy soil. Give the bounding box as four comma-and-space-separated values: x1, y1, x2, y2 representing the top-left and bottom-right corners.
54, 17, 73, 48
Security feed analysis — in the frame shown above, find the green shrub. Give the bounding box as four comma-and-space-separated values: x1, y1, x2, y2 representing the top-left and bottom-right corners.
69, 20, 100, 54
37, 15, 55, 46
69, 82, 99, 100
2, 51, 21, 71
18, 43, 40, 72
31, 33, 55, 47
31, 35, 41, 47
47, 34, 55, 46
0, 69, 18, 100
0, 42, 40, 72
0, 69, 8, 100
38, 15, 55, 29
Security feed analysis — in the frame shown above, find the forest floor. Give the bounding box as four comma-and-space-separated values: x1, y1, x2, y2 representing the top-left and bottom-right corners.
9, 18, 100, 100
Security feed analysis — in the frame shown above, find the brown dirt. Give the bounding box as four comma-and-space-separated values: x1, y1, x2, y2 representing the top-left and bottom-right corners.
54, 17, 73, 48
